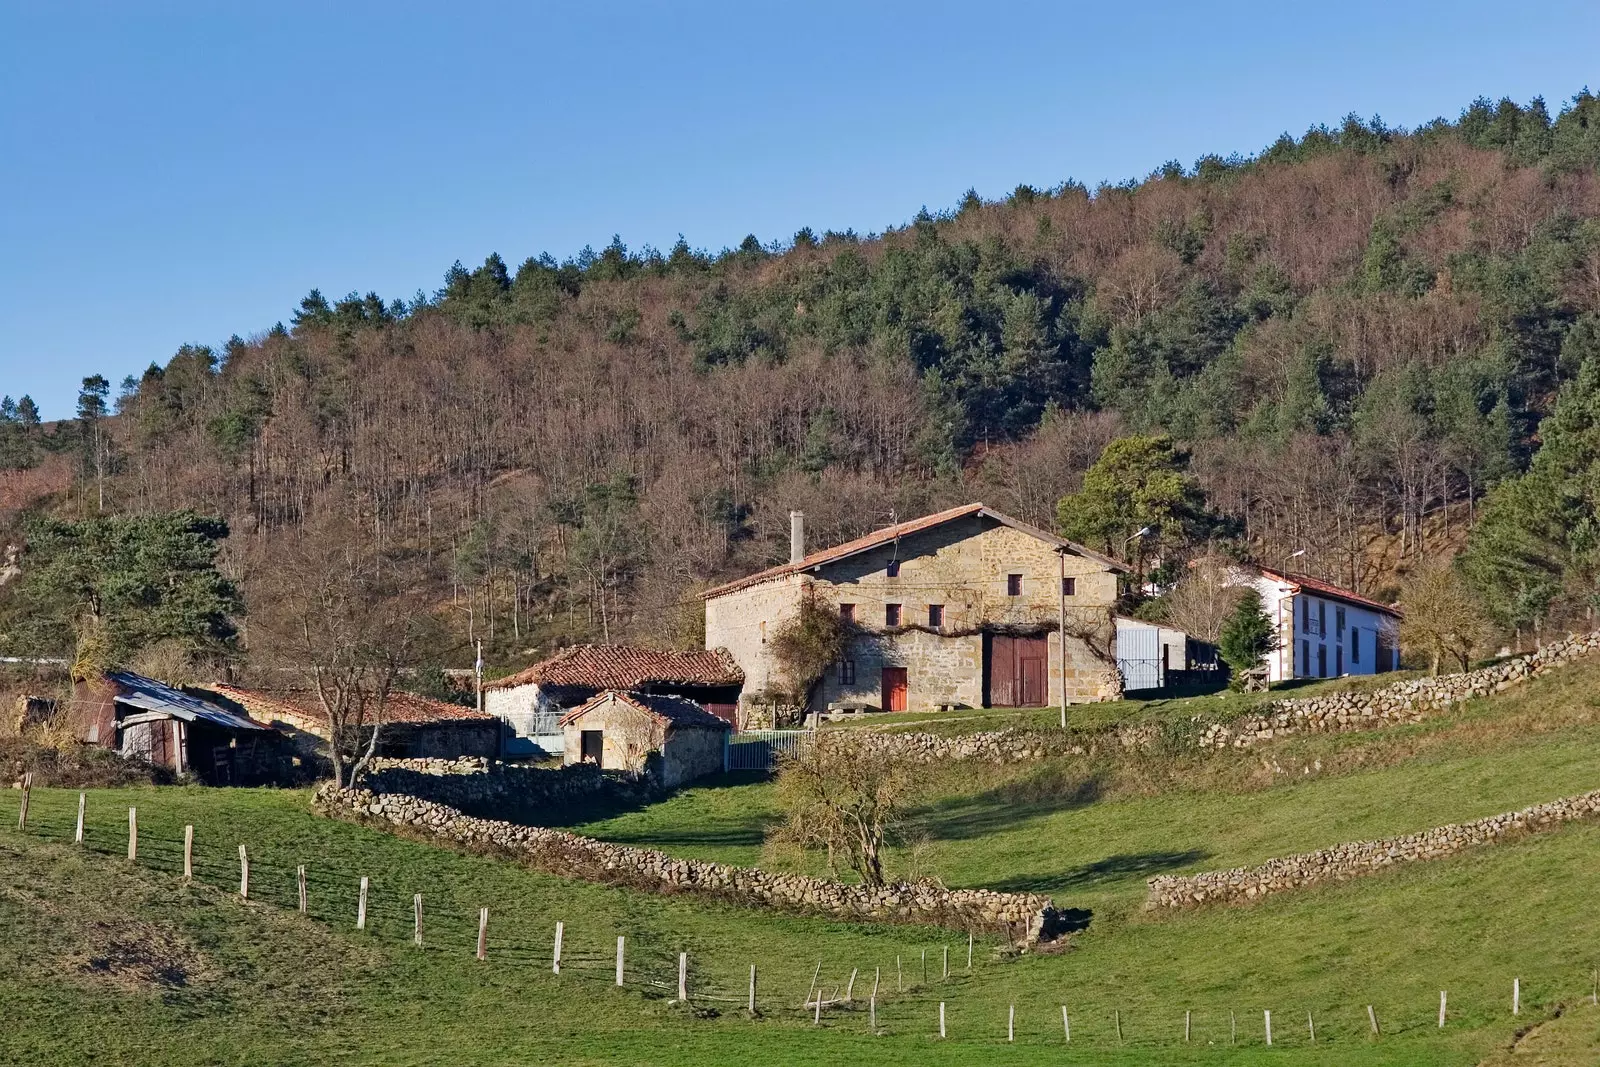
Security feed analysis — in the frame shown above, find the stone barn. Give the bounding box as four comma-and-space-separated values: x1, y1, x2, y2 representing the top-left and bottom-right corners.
207, 685, 501, 766
559, 690, 731, 788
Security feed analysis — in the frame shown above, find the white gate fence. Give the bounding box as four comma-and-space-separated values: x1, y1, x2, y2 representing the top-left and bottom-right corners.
723, 729, 813, 772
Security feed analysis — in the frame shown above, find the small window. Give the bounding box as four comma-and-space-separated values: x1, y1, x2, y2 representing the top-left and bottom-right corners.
928, 604, 944, 628
1336, 646, 1344, 676
1351, 628, 1361, 664
1300, 640, 1309, 677
1336, 606, 1346, 636
838, 659, 856, 685
1061, 576, 1076, 596
886, 560, 901, 578
1007, 574, 1023, 597
839, 603, 855, 622
1318, 601, 1327, 636
885, 603, 902, 627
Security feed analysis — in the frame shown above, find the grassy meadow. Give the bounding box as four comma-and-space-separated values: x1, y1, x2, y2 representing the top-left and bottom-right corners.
6, 659, 1600, 1065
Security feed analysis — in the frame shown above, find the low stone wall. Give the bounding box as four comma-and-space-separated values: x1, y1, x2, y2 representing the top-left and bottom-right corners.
314, 784, 1059, 943
1147, 786, 1600, 910
1197, 631, 1600, 749
840, 631, 1600, 765
358, 759, 659, 817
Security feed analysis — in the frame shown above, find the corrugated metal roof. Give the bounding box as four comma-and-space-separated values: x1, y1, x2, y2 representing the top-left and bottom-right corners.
700, 502, 1126, 600
106, 671, 269, 732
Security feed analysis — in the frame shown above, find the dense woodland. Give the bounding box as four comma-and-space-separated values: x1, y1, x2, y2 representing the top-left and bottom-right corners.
4, 92, 1600, 671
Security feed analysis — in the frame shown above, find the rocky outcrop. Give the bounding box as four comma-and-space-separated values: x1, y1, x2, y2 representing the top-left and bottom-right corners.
1147, 786, 1600, 910
314, 784, 1059, 943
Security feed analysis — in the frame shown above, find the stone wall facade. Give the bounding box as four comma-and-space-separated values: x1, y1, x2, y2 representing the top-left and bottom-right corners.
1147, 785, 1600, 910
314, 784, 1060, 942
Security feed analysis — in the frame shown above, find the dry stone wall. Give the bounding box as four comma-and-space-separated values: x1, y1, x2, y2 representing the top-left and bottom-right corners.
843, 631, 1600, 765
1147, 786, 1600, 910
314, 784, 1059, 943
359, 758, 659, 815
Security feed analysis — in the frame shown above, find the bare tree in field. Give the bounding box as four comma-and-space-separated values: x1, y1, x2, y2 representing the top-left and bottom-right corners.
1160, 556, 1244, 644
1399, 558, 1490, 675
253, 518, 426, 788
769, 735, 917, 886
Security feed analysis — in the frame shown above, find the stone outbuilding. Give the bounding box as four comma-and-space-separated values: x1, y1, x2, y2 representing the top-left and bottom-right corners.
558, 690, 732, 788
207, 685, 501, 767
485, 645, 744, 753
702, 503, 1127, 716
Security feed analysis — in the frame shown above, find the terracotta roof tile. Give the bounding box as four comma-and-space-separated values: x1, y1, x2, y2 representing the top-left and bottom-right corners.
701, 502, 1125, 599
208, 685, 495, 726
484, 645, 744, 692
1258, 568, 1402, 618
557, 690, 734, 730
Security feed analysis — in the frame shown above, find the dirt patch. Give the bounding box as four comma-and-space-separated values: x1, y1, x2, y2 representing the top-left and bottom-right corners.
75, 919, 209, 990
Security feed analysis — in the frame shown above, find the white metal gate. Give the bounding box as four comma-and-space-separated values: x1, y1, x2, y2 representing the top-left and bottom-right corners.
1117, 625, 1163, 692
724, 729, 811, 772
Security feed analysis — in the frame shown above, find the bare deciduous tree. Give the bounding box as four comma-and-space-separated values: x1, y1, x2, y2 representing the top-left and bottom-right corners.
1159, 556, 1244, 644
1399, 558, 1490, 675
768, 735, 917, 887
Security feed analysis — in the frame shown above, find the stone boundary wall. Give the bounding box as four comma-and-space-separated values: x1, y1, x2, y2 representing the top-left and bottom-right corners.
842, 631, 1600, 765
358, 758, 660, 815
1147, 786, 1600, 910
314, 784, 1059, 943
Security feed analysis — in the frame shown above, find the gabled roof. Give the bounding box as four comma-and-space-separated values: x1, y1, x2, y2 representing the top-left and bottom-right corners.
1257, 568, 1402, 618
485, 645, 744, 692
701, 502, 1127, 600
558, 690, 734, 731
106, 671, 269, 732
208, 685, 495, 727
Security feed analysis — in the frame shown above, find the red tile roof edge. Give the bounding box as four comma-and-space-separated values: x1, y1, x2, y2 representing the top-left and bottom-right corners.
1256, 568, 1403, 618
700, 502, 1126, 600
483, 645, 744, 692
208, 684, 496, 725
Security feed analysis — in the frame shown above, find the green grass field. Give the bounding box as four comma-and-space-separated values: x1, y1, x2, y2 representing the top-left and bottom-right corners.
6, 659, 1600, 1065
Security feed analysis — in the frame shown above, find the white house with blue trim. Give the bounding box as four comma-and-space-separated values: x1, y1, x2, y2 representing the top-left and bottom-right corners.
1245, 568, 1402, 684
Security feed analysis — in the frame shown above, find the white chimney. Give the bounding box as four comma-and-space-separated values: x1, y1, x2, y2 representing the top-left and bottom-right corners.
790, 510, 806, 564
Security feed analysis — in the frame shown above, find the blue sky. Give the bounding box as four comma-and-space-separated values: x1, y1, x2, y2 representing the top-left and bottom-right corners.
2, 1, 1597, 419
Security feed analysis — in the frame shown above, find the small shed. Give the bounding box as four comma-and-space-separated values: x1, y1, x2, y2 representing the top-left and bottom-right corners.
559, 690, 732, 788
206, 685, 501, 764
485, 645, 744, 756
73, 671, 287, 785
1115, 617, 1218, 693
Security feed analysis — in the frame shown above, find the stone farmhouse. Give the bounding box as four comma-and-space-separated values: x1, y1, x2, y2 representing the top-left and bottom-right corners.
1242, 567, 1402, 683
560, 690, 732, 787
702, 503, 1127, 715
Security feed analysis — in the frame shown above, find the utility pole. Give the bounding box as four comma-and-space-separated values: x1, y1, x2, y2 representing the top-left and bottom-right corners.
1058, 550, 1068, 730
475, 639, 484, 714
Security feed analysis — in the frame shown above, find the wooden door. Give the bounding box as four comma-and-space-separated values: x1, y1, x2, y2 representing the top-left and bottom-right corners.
881, 668, 908, 712
987, 634, 1048, 707
580, 729, 604, 765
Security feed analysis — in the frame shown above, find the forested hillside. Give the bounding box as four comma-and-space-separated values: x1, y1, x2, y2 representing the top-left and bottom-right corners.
4, 92, 1600, 668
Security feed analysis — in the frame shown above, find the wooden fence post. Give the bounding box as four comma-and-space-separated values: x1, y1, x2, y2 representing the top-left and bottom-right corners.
845, 968, 857, 1003
1185, 1009, 1191, 1042
357, 876, 368, 929
238, 845, 249, 899
869, 968, 878, 1031
297, 866, 307, 913
1008, 1003, 1015, 1042
1062, 1005, 1070, 1042
813, 997, 821, 1026
677, 952, 687, 1003
1264, 1010, 1272, 1047
1439, 990, 1447, 1028
182, 825, 193, 878
805, 960, 820, 1007
413, 894, 423, 947
127, 807, 137, 861
896, 955, 903, 992
1308, 1011, 1316, 1045
967, 932, 973, 971
1230, 1010, 1236, 1045
939, 1002, 946, 1039
616, 936, 625, 987
552, 921, 563, 974
1513, 977, 1520, 1016
921, 948, 927, 985
75, 792, 85, 844
748, 962, 756, 1013
476, 908, 488, 961
942, 944, 949, 980
16, 772, 30, 831
1115, 1009, 1123, 1042
1368, 1004, 1380, 1036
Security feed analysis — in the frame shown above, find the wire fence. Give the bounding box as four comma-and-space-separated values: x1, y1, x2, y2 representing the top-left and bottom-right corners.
9, 780, 1600, 1050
